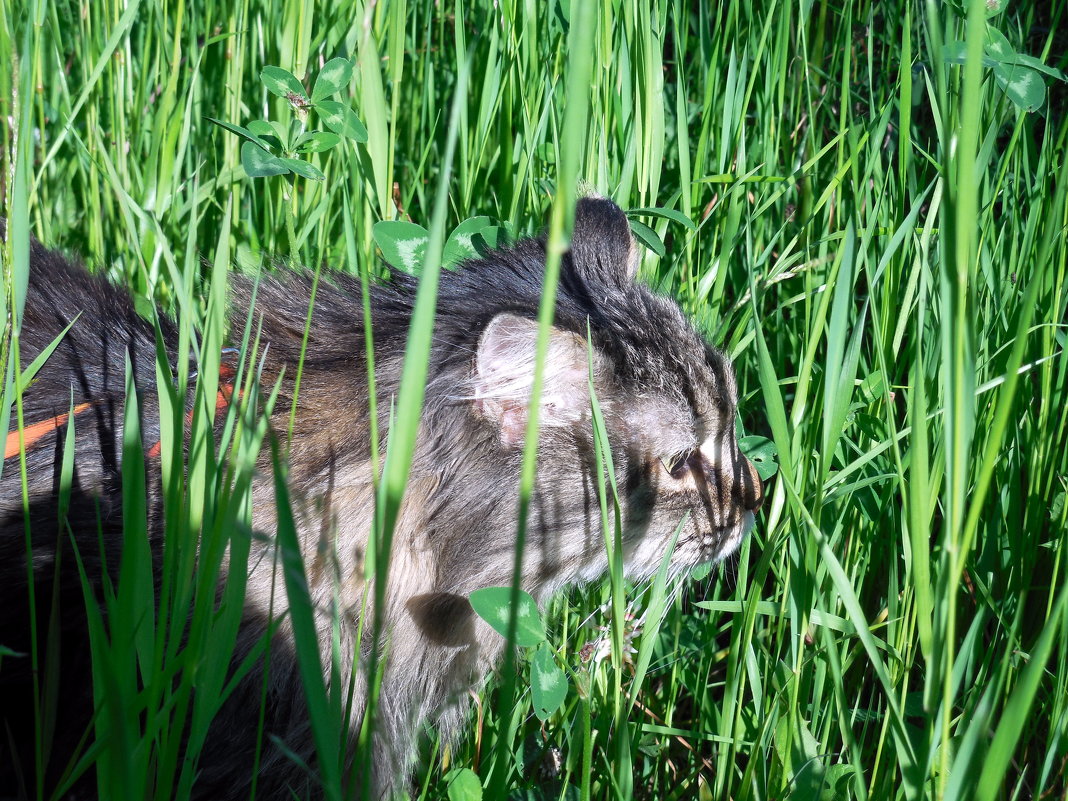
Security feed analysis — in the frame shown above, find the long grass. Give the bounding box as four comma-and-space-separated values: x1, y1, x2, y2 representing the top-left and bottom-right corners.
2, 0, 1067, 799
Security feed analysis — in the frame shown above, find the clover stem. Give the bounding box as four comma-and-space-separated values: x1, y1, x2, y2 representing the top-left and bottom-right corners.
283, 183, 299, 262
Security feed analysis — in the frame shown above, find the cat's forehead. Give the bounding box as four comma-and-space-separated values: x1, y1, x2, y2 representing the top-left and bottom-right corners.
591, 284, 735, 417
701, 343, 738, 405
663, 341, 736, 422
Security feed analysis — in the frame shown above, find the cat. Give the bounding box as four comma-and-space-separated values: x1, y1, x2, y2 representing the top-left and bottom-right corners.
0, 197, 763, 799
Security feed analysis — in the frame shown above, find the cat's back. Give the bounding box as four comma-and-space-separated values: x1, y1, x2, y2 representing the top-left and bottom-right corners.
1, 242, 169, 521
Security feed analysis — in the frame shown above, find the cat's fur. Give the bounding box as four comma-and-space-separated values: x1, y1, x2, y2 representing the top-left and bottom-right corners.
0, 198, 763, 799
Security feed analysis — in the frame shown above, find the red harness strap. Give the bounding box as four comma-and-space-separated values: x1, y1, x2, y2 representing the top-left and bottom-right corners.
4, 363, 238, 462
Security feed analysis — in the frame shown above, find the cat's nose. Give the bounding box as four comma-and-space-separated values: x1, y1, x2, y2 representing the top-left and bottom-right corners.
735, 455, 764, 512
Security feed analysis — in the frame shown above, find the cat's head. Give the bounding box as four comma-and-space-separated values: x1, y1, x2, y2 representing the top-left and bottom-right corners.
433, 197, 763, 591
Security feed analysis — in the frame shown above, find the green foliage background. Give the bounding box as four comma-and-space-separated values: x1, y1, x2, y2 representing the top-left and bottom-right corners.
1, 0, 1067, 799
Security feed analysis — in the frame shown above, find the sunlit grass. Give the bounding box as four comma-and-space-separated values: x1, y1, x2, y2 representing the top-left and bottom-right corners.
2, 0, 1067, 799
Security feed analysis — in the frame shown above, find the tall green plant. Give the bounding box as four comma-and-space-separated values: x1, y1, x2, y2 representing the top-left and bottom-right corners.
2, 0, 1066, 799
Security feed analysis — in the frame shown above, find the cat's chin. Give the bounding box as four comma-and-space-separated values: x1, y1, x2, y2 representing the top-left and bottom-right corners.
719, 510, 756, 559
690, 511, 755, 566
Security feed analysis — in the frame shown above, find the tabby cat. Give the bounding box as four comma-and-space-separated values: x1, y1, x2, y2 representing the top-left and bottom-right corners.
0, 198, 763, 799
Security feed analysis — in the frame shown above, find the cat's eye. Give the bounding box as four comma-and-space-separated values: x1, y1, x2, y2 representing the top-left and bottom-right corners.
660, 450, 692, 478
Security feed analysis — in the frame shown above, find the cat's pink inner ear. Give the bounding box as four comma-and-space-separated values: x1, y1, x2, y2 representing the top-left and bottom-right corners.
474, 313, 592, 446
497, 401, 529, 449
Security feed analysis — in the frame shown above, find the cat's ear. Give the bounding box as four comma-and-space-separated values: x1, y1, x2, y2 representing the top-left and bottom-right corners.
474, 313, 591, 448
568, 196, 638, 285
